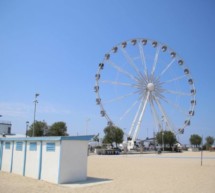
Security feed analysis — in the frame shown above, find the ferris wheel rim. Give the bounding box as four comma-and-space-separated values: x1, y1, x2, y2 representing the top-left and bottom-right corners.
94, 38, 196, 136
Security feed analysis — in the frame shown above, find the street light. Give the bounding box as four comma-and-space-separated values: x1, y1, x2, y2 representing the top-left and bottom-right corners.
0, 115, 2, 129
85, 118, 90, 135
161, 115, 165, 151
26, 121, 29, 137
33, 93, 40, 137
162, 131, 164, 151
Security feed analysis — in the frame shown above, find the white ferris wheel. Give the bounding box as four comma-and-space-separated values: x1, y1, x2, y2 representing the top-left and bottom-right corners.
94, 38, 196, 144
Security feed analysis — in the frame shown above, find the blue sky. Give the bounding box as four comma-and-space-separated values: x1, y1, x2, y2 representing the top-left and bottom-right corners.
0, 0, 215, 144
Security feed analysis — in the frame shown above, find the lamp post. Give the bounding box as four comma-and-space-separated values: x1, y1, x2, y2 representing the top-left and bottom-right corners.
0, 115, 2, 132
33, 93, 40, 137
85, 118, 90, 135
162, 131, 164, 151
26, 121, 29, 137
161, 116, 165, 151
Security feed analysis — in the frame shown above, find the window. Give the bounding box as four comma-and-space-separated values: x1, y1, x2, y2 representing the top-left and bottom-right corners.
8, 127, 11, 134
16, 142, 23, 151
5, 142, 11, 149
46, 143, 55, 152
29, 142, 37, 151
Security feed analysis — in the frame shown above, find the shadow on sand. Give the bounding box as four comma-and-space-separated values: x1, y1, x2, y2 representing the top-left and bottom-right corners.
61, 177, 113, 188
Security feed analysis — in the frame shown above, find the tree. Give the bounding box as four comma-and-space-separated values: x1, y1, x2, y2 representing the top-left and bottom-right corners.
103, 126, 124, 147
46, 121, 68, 136
27, 121, 48, 137
156, 130, 177, 149
205, 136, 214, 149
190, 134, 202, 147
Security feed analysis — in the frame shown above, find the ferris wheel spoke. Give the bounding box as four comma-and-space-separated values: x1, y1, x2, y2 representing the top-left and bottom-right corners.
161, 97, 189, 116
101, 80, 135, 87
163, 75, 186, 84
151, 46, 161, 75
138, 42, 148, 75
120, 47, 142, 76
158, 58, 176, 78
119, 100, 139, 121
107, 60, 137, 82
164, 89, 191, 96
149, 100, 162, 132
154, 97, 175, 132
103, 92, 135, 104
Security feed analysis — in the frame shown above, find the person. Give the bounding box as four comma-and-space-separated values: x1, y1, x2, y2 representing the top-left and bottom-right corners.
157, 147, 162, 154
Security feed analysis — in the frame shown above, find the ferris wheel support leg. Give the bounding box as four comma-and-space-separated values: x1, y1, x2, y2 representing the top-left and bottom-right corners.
132, 91, 150, 142
128, 98, 144, 138
154, 97, 175, 133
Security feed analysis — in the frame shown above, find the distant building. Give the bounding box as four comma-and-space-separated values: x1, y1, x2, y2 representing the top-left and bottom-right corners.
0, 121, 12, 135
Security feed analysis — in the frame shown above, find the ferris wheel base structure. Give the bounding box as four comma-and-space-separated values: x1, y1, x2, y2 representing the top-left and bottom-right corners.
94, 38, 196, 149
127, 140, 137, 151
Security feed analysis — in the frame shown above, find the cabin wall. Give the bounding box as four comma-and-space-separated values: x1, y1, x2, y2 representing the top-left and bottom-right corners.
40, 141, 60, 183
58, 140, 88, 183
0, 136, 92, 184
1, 141, 13, 172
25, 141, 41, 179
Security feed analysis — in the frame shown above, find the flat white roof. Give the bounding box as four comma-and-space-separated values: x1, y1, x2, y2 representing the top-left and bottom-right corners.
0, 135, 94, 142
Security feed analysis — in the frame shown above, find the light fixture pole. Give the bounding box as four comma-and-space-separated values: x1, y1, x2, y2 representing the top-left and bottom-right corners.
86, 118, 90, 135
162, 131, 164, 151
161, 116, 165, 151
26, 121, 29, 137
33, 93, 40, 137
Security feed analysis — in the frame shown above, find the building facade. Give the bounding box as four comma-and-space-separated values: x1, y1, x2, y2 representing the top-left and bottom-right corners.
0, 121, 12, 135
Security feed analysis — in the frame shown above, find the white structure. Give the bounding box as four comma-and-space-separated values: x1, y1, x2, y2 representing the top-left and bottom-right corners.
0, 135, 93, 184
94, 38, 196, 150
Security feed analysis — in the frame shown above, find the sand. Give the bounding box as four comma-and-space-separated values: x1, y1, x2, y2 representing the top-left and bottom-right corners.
0, 151, 215, 193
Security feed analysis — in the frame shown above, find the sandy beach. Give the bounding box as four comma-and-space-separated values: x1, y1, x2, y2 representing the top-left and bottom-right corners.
0, 151, 215, 193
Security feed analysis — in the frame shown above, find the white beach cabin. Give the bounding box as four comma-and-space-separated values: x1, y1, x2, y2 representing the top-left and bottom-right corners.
0, 135, 93, 184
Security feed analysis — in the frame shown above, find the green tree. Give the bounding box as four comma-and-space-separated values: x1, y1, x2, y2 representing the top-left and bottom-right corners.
205, 136, 214, 149
103, 126, 124, 147
27, 121, 48, 137
46, 121, 68, 136
190, 134, 202, 147
156, 130, 177, 148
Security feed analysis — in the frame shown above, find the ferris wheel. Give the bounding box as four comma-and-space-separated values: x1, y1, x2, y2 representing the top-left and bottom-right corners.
94, 38, 196, 144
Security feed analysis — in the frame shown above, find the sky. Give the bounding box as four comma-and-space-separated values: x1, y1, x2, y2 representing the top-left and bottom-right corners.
0, 0, 215, 144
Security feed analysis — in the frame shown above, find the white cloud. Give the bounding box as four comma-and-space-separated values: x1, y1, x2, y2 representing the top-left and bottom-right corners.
38, 104, 72, 115
0, 102, 72, 119
0, 102, 31, 118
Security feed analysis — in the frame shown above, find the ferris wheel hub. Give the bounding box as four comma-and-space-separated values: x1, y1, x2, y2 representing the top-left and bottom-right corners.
147, 82, 155, 91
